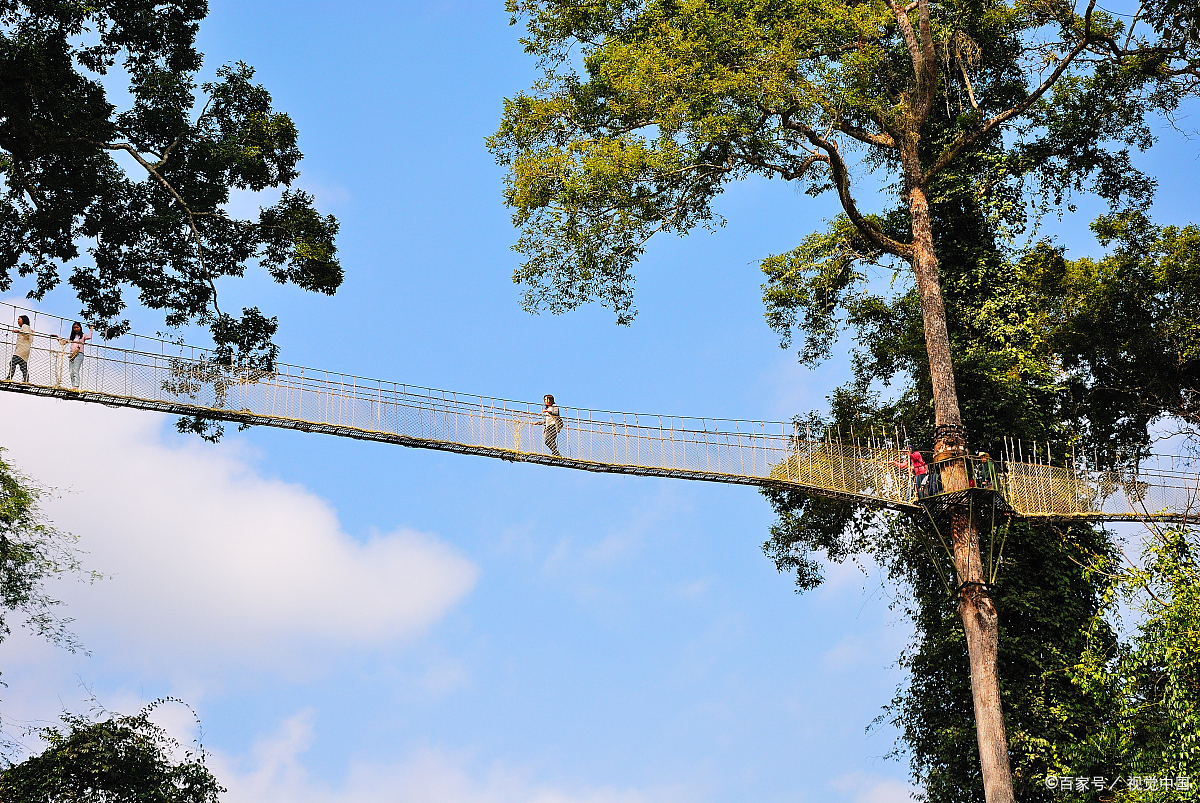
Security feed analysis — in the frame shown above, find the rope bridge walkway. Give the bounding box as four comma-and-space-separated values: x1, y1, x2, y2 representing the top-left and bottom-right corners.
0, 303, 1195, 523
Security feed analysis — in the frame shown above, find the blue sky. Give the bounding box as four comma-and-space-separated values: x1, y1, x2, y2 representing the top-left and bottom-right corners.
1, 2, 1197, 802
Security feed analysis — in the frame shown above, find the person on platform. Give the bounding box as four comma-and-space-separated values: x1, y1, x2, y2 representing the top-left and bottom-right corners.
59, 322, 92, 390
976, 452, 997, 490
894, 448, 931, 499
6, 315, 33, 382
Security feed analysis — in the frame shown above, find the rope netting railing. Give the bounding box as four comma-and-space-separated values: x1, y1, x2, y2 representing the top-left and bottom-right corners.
918, 453, 1200, 521
1, 301, 1197, 521
0, 302, 915, 507
994, 451, 1200, 522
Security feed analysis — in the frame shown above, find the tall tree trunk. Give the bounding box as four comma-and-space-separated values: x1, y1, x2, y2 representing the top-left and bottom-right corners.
906, 172, 1016, 803
906, 183, 962, 431
953, 505, 1014, 803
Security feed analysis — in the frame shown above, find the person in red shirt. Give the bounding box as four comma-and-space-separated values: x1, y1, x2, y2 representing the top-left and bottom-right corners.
894, 449, 930, 499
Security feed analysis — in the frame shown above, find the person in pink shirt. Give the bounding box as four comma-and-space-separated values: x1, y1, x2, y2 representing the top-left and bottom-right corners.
59, 321, 92, 389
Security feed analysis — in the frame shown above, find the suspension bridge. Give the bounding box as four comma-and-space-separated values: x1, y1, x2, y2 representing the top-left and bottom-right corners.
0, 303, 1195, 524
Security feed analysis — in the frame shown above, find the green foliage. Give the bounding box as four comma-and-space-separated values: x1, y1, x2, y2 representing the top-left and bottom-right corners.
0, 3, 341, 358
496, 2, 1200, 798
1023, 212, 1200, 456
760, 189, 1200, 800
0, 702, 223, 803
0, 448, 91, 652
761, 188, 1123, 800
1143, 1, 1200, 46
763, 472, 884, 592
761, 193, 1200, 800
1062, 524, 1200, 801
761, 213, 905, 366
760, 171, 1070, 538
493, 0, 1196, 322
877, 519, 1118, 803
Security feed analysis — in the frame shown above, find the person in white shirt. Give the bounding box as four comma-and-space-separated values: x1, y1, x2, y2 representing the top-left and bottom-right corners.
6, 315, 32, 382
540, 394, 563, 456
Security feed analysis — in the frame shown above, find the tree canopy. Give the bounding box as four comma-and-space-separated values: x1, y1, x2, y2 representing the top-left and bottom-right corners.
0, 0, 340, 370
760, 175, 1133, 801
493, 1, 1200, 800
490, 0, 1197, 326
1028, 212, 1200, 454
0, 703, 223, 802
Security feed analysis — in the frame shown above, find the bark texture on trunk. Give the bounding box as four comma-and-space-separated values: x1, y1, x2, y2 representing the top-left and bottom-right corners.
953, 507, 1016, 803
904, 153, 1016, 803
905, 181, 962, 431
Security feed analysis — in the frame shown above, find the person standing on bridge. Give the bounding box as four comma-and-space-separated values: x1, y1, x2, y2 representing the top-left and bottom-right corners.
540, 394, 563, 457
6, 315, 33, 383
59, 322, 92, 390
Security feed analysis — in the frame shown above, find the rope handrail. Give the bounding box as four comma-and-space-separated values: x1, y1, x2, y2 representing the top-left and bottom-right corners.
0, 302, 801, 435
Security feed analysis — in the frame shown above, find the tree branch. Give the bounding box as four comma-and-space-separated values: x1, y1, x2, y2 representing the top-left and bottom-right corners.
925, 0, 1101, 182
837, 121, 897, 148
1124, 5, 1144, 51
956, 51, 980, 112
885, 0, 939, 125
917, 0, 934, 75
9, 164, 43, 213
885, 0, 923, 71
782, 120, 913, 259
154, 133, 185, 168
743, 152, 827, 181
92, 140, 221, 316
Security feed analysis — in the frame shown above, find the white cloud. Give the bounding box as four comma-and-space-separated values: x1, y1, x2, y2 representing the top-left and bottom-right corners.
675, 578, 712, 600
542, 486, 681, 581
0, 394, 477, 668
213, 712, 668, 803
418, 659, 472, 697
